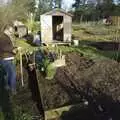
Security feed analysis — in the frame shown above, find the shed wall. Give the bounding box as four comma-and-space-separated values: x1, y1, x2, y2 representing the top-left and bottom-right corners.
41, 15, 52, 43
64, 15, 72, 42
112, 16, 120, 26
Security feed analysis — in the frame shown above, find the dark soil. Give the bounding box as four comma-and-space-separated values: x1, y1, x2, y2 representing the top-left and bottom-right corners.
39, 52, 120, 120
1, 52, 120, 120
13, 65, 42, 119
80, 41, 120, 51
39, 52, 94, 110
59, 59, 120, 120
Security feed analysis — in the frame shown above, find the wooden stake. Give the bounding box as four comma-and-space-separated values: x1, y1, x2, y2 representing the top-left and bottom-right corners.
19, 48, 24, 87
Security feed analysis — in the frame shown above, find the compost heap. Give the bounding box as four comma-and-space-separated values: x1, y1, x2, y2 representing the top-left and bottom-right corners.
39, 52, 120, 120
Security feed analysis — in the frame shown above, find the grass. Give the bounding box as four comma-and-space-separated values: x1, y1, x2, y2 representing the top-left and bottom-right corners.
71, 22, 120, 61
58, 45, 106, 59
56, 43, 120, 61
72, 22, 120, 42
46, 64, 56, 80
15, 40, 39, 52
15, 36, 120, 62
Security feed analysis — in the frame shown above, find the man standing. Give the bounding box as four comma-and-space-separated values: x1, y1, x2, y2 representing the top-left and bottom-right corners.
0, 32, 17, 94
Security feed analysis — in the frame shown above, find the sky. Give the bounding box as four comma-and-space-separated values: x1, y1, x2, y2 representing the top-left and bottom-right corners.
63, 0, 118, 10
63, 0, 74, 10
63, 0, 97, 9
62, 0, 98, 10
0, 0, 118, 9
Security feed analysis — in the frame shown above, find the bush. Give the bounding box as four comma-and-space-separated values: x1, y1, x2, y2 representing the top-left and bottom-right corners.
26, 20, 40, 33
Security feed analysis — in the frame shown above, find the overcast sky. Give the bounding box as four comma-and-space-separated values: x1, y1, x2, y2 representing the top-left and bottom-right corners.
63, 0, 117, 10
62, 0, 74, 9
62, 0, 98, 10
0, 0, 117, 9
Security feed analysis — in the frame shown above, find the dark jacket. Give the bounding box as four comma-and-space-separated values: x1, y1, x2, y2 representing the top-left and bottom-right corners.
0, 33, 15, 59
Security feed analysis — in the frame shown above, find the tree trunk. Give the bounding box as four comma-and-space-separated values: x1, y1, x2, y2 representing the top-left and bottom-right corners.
80, 15, 83, 23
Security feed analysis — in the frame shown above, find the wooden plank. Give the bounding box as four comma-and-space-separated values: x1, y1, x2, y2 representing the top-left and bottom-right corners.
41, 15, 53, 43
45, 103, 82, 120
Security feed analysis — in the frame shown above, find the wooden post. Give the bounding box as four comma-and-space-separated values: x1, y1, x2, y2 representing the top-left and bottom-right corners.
19, 47, 24, 87
60, 50, 62, 59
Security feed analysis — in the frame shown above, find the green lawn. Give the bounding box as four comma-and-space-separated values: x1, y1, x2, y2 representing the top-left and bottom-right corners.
58, 45, 120, 61
15, 36, 120, 62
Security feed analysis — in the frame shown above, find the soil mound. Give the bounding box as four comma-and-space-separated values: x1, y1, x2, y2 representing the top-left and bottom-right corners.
40, 52, 94, 110
40, 52, 120, 120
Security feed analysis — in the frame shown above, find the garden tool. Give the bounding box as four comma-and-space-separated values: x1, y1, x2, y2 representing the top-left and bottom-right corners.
18, 47, 24, 87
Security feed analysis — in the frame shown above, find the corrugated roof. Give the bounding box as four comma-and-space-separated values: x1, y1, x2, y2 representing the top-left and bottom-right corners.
42, 8, 73, 17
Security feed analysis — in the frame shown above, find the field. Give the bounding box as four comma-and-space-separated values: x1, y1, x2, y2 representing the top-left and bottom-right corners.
72, 22, 120, 60
1, 22, 120, 120
72, 22, 120, 41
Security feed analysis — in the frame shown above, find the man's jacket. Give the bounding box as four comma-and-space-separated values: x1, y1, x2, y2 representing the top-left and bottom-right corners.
0, 33, 15, 59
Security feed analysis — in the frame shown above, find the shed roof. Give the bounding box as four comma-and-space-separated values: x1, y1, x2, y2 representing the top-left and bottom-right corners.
42, 8, 73, 17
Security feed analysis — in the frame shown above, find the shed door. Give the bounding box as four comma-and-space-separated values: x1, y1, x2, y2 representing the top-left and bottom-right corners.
41, 15, 52, 43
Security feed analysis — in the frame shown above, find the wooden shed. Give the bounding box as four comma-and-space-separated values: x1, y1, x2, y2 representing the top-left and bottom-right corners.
112, 16, 120, 26
40, 9, 72, 44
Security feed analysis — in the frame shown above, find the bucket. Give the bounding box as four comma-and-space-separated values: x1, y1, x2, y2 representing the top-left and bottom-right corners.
73, 40, 79, 46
